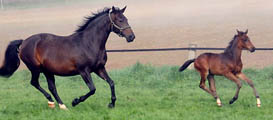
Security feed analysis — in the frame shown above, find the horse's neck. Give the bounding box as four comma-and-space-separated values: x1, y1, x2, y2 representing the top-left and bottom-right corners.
79, 14, 111, 50
227, 45, 242, 64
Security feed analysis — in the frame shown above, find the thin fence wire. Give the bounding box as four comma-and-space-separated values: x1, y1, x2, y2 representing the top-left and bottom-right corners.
106, 47, 273, 53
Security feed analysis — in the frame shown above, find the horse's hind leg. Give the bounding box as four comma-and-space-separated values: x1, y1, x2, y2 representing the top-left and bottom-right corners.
196, 61, 220, 106
207, 74, 221, 106
72, 68, 96, 107
95, 67, 116, 108
43, 72, 67, 110
198, 71, 213, 96
30, 70, 55, 108
224, 72, 242, 105
236, 72, 261, 107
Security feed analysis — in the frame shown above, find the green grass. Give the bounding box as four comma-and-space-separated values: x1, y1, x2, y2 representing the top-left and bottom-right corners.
1, 63, 273, 120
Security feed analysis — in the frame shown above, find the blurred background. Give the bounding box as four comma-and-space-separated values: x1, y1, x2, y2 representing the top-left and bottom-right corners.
0, 0, 273, 69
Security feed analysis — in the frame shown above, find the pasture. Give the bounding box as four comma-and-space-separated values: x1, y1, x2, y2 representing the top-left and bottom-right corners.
1, 63, 273, 120
1, 0, 273, 120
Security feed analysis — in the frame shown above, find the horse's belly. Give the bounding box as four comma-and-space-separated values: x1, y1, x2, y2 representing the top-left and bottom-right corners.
42, 60, 78, 76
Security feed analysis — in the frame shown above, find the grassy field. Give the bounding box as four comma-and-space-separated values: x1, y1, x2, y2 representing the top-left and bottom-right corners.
0, 63, 273, 120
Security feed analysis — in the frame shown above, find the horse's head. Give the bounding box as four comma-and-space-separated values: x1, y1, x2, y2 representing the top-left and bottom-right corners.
236, 29, 255, 52
109, 6, 135, 42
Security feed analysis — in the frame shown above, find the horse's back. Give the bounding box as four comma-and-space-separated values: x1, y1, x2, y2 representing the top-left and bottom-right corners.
19, 33, 47, 68
20, 33, 61, 60
19, 33, 79, 75
194, 53, 231, 75
194, 53, 215, 72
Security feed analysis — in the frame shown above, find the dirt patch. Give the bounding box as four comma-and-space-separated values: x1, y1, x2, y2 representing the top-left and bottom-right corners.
0, 0, 273, 70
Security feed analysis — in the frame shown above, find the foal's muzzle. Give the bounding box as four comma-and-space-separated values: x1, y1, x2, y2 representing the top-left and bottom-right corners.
250, 47, 256, 53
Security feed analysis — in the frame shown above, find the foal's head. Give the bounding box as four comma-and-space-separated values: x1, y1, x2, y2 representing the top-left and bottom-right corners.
236, 29, 255, 52
109, 6, 135, 42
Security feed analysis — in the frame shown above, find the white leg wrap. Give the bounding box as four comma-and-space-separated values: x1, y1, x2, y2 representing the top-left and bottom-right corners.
256, 98, 261, 107
48, 101, 55, 108
216, 98, 222, 107
59, 104, 68, 110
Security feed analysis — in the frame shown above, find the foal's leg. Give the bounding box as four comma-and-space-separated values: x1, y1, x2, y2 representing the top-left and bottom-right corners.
30, 71, 55, 108
199, 71, 213, 95
72, 69, 96, 107
44, 72, 67, 110
224, 72, 242, 104
207, 74, 218, 98
236, 72, 261, 107
207, 74, 221, 106
95, 67, 116, 108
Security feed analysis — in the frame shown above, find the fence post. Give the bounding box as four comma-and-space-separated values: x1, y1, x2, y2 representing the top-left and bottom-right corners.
188, 44, 197, 69
1, 0, 3, 10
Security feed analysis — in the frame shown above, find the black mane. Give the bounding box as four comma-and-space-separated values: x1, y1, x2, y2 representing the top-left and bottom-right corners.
224, 35, 238, 54
75, 7, 111, 33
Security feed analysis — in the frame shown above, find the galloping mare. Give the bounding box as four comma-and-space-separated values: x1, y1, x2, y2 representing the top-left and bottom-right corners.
179, 30, 261, 107
0, 6, 135, 110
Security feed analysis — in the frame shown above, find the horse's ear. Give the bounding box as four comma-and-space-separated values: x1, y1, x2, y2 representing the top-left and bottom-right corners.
236, 29, 240, 34
245, 29, 248, 34
121, 6, 127, 13
236, 29, 243, 35
112, 6, 116, 12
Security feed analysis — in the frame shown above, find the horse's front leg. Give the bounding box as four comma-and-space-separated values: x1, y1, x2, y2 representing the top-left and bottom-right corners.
72, 68, 96, 107
224, 72, 242, 105
236, 72, 261, 107
95, 67, 116, 108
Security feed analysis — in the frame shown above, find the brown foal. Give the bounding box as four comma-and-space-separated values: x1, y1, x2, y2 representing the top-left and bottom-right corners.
179, 30, 260, 107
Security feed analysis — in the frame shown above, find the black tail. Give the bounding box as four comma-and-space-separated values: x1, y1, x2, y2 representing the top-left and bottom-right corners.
0, 40, 23, 77
179, 59, 195, 72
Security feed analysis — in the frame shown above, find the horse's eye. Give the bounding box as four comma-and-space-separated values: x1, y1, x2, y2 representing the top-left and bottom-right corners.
119, 20, 123, 22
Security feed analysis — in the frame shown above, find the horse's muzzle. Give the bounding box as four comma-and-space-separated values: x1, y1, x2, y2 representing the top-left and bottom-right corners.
126, 34, 135, 42
250, 47, 256, 53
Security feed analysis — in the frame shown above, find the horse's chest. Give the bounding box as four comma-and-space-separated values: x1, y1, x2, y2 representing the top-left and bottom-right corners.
232, 62, 242, 74
91, 52, 107, 68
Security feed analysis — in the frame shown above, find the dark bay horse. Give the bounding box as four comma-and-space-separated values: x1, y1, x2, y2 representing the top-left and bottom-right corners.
0, 6, 135, 110
179, 30, 260, 107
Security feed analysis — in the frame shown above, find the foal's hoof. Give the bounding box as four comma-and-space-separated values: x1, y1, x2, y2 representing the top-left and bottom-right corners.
216, 98, 222, 107
229, 97, 237, 104
59, 104, 68, 110
72, 98, 80, 107
256, 98, 261, 107
108, 103, 115, 108
48, 101, 55, 108
229, 100, 234, 104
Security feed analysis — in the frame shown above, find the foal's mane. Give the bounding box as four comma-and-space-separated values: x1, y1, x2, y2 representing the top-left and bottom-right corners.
75, 7, 112, 33
224, 35, 238, 54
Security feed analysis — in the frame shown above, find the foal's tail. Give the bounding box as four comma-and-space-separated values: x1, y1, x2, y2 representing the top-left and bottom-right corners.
179, 59, 195, 72
0, 39, 23, 77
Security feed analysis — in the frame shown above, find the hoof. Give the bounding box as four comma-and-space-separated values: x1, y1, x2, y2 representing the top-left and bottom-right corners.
48, 101, 55, 108
257, 98, 261, 107
59, 104, 68, 110
229, 100, 234, 104
108, 103, 115, 108
72, 98, 80, 107
229, 97, 237, 104
216, 98, 222, 107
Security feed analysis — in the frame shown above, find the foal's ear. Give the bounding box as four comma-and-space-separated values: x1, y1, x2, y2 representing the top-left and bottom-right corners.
245, 29, 248, 34
236, 29, 243, 35
236, 29, 240, 34
121, 6, 127, 13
